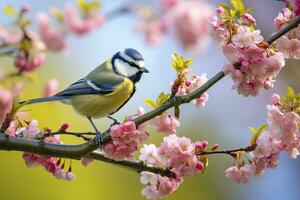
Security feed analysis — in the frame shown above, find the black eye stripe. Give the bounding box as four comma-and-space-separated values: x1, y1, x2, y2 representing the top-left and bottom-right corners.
112, 53, 140, 69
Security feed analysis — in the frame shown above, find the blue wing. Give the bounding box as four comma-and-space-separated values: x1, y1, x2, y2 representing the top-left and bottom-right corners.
55, 79, 116, 97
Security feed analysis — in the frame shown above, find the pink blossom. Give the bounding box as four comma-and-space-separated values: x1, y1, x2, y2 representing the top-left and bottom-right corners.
17, 119, 40, 139
43, 158, 58, 173
64, 5, 105, 35
167, 0, 212, 51
209, 16, 229, 41
152, 112, 180, 135
242, 13, 256, 25
195, 92, 209, 107
37, 13, 67, 52
139, 144, 167, 167
0, 87, 13, 124
274, 8, 292, 30
270, 94, 281, 104
140, 171, 182, 200
0, 26, 21, 46
81, 157, 93, 167
222, 43, 238, 62
159, 0, 179, 10
43, 79, 59, 97
225, 165, 253, 183
54, 167, 66, 180
103, 121, 148, 161
66, 171, 76, 181
136, 19, 166, 45
294, 0, 300, 16
175, 73, 209, 107
232, 26, 263, 48
276, 36, 300, 59
140, 171, 159, 185
158, 134, 200, 176
14, 52, 45, 72
195, 140, 208, 151
22, 152, 46, 167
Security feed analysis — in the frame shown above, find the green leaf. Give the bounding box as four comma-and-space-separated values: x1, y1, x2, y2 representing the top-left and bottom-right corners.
157, 92, 170, 107
248, 126, 257, 135
171, 53, 192, 73
3, 5, 17, 16
249, 124, 268, 144
246, 7, 254, 14
144, 99, 156, 109
220, 3, 231, 13
230, 0, 245, 13
287, 86, 295, 98
257, 124, 268, 133
77, 0, 101, 13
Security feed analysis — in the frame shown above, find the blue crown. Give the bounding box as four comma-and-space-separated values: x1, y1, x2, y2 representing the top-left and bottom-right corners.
124, 48, 144, 61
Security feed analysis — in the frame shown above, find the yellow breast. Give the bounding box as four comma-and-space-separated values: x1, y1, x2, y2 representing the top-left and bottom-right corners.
70, 78, 134, 118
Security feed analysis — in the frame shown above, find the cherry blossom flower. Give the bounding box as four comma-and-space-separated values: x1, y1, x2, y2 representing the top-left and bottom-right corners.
159, 0, 179, 10
66, 171, 76, 181
231, 26, 263, 48
64, 5, 105, 35
37, 12, 67, 52
140, 171, 182, 200
43, 79, 59, 97
167, 0, 212, 51
0, 87, 13, 124
274, 8, 300, 60
81, 157, 93, 167
14, 33, 46, 72
17, 119, 40, 139
103, 121, 148, 161
225, 165, 253, 183
152, 112, 180, 135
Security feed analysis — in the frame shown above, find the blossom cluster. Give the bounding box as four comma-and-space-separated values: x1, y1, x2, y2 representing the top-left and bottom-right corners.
136, 0, 212, 51
274, 7, 300, 59
103, 120, 149, 161
0, 1, 105, 73
175, 72, 209, 107
225, 92, 300, 183
6, 120, 76, 180
139, 134, 205, 199
210, 3, 286, 96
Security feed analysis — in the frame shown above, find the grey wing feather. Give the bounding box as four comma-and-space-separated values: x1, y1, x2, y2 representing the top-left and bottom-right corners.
55, 62, 124, 97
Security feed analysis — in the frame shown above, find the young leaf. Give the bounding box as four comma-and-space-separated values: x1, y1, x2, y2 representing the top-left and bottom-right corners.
171, 53, 192, 73
157, 92, 170, 106
144, 99, 156, 109
3, 5, 17, 16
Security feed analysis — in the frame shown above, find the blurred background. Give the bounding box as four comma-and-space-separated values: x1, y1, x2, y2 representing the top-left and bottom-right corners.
0, 0, 300, 199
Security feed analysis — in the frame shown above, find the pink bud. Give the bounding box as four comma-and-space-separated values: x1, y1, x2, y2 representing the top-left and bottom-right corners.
21, 5, 30, 13
185, 81, 192, 87
270, 94, 280, 104
216, 6, 224, 14
60, 123, 70, 131
242, 13, 256, 25
195, 162, 204, 170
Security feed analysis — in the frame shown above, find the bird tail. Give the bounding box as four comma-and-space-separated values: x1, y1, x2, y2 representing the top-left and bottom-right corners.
20, 96, 68, 106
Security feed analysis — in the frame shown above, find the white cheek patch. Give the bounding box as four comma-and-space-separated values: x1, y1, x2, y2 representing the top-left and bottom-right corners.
115, 59, 139, 77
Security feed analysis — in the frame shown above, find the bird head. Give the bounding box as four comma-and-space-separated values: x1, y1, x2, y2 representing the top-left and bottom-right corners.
112, 48, 149, 82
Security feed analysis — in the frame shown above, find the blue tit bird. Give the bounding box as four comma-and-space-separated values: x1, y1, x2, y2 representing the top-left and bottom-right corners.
21, 48, 149, 145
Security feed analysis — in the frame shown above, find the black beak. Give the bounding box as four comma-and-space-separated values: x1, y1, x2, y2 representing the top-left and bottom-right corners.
141, 68, 149, 73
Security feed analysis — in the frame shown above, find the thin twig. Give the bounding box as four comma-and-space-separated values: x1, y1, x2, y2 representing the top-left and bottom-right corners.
197, 145, 256, 156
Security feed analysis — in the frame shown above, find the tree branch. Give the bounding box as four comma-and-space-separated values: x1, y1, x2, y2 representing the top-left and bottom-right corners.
0, 134, 175, 177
